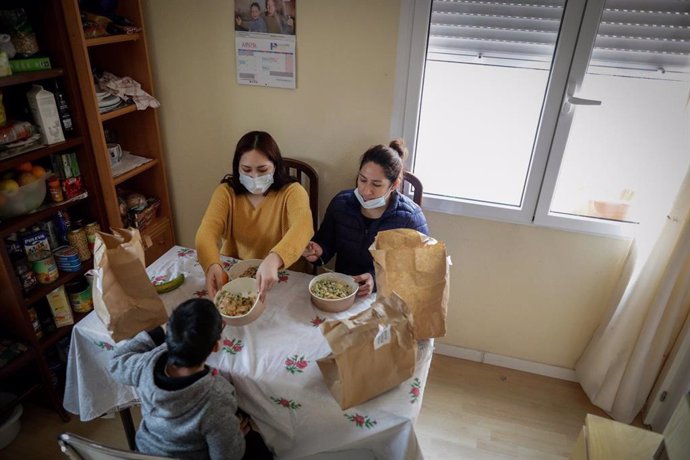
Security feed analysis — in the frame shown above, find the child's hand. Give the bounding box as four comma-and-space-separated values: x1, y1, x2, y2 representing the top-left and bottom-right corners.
238, 413, 251, 436
353, 273, 374, 297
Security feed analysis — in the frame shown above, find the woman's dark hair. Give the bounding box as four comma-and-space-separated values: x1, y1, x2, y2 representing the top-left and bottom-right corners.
166, 298, 223, 367
358, 138, 407, 184
221, 131, 295, 194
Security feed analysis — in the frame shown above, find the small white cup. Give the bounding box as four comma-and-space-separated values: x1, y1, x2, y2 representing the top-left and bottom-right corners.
107, 143, 123, 166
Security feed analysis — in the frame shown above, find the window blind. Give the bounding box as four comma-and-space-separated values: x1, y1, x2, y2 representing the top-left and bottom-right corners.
428, 0, 690, 72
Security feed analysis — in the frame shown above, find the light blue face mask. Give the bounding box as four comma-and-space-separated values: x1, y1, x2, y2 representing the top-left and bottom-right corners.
354, 187, 393, 210
239, 173, 274, 194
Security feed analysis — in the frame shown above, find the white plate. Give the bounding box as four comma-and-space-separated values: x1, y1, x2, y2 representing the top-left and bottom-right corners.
95, 90, 109, 100
98, 95, 120, 108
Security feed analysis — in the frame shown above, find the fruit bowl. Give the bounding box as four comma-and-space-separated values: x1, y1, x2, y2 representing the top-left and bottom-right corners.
308, 272, 359, 313
0, 175, 47, 219
214, 277, 265, 327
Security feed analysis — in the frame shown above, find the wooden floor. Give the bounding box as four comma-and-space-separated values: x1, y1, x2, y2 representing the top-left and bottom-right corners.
2, 354, 624, 459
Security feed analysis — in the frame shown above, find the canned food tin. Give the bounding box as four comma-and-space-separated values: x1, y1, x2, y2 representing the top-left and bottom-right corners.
28, 250, 59, 284
15, 257, 38, 294
28, 307, 43, 339
84, 221, 101, 253
67, 227, 90, 261
65, 278, 93, 313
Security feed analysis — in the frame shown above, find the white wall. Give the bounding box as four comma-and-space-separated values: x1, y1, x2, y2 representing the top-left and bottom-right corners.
144, 0, 633, 369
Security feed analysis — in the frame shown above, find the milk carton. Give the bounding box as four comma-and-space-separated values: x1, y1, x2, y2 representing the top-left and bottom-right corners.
26, 84, 65, 145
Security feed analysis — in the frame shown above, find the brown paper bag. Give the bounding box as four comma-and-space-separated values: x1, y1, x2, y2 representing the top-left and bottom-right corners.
92, 228, 167, 342
317, 293, 416, 410
370, 228, 449, 339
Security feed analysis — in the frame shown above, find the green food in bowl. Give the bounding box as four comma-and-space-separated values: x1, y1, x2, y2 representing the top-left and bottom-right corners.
311, 278, 354, 300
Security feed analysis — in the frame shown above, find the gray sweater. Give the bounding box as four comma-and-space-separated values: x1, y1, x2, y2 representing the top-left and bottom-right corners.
109, 331, 245, 460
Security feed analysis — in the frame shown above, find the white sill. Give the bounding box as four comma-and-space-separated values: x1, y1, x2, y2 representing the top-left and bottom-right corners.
420, 193, 636, 240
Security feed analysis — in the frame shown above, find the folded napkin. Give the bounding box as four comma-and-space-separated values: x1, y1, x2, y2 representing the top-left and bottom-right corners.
98, 71, 160, 110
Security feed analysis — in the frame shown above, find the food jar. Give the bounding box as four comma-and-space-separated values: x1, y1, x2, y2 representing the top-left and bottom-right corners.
65, 278, 93, 313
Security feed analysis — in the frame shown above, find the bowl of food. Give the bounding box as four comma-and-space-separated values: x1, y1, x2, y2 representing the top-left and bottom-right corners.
308, 272, 359, 313
227, 259, 262, 280
214, 277, 265, 326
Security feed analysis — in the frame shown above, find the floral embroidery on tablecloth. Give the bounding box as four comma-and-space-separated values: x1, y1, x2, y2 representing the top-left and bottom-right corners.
210, 367, 220, 376
310, 316, 325, 327
409, 377, 421, 403
270, 397, 301, 410
285, 354, 308, 374
150, 275, 167, 285
222, 338, 244, 355
278, 270, 289, 283
222, 260, 235, 270
177, 248, 196, 257
194, 289, 208, 298
94, 341, 114, 351
344, 413, 377, 429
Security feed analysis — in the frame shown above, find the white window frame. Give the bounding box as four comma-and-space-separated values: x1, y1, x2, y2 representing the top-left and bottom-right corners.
391, 0, 672, 238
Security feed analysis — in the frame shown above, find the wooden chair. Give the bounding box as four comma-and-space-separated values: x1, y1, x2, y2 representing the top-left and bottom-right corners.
58, 432, 175, 459
283, 157, 319, 232
401, 171, 423, 206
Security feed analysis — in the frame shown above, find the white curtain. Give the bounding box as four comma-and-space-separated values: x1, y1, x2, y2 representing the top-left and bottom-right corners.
575, 167, 690, 423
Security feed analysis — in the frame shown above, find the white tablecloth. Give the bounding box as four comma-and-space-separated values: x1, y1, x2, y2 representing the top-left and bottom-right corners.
64, 246, 433, 459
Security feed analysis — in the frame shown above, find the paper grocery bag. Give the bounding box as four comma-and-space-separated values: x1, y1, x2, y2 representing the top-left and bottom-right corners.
91, 228, 167, 342
317, 293, 416, 410
370, 228, 449, 339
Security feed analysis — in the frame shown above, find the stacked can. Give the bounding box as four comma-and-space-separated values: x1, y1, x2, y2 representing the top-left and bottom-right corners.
52, 246, 81, 272
84, 221, 101, 254
67, 227, 90, 261
28, 250, 59, 284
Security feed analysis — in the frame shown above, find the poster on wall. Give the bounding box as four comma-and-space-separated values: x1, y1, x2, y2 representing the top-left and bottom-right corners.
234, 0, 296, 89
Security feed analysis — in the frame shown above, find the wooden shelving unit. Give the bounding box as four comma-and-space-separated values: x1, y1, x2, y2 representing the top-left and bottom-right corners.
63, 0, 175, 263
0, 0, 109, 422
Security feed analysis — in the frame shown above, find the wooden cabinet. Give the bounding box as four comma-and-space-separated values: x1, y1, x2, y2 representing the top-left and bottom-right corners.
0, 0, 108, 421
0, 0, 175, 421
61, 0, 175, 259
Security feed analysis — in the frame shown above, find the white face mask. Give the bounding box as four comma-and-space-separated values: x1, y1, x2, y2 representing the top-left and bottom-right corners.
354, 187, 393, 210
239, 173, 274, 194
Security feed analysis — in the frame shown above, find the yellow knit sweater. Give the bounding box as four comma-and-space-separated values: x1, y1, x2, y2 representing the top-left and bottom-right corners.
195, 182, 314, 272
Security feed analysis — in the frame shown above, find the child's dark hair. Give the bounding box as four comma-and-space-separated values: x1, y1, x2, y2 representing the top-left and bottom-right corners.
166, 299, 223, 367
359, 138, 407, 183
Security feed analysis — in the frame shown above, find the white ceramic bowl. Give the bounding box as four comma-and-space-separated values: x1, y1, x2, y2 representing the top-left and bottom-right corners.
308, 272, 359, 313
226, 259, 262, 280
214, 277, 265, 326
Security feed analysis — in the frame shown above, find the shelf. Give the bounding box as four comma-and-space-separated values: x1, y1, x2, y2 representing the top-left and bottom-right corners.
0, 69, 64, 89
24, 259, 93, 307
100, 103, 137, 122
86, 33, 141, 47
39, 311, 87, 351
113, 158, 158, 185
0, 137, 83, 170
0, 191, 89, 237
0, 347, 35, 381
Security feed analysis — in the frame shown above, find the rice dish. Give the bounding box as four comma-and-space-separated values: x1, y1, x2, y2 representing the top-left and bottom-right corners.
311, 279, 353, 300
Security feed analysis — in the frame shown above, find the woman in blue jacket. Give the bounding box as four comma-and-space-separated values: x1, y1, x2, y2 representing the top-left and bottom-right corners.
303, 139, 429, 297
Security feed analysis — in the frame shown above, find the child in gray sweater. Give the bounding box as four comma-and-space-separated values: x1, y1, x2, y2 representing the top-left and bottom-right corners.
110, 298, 245, 460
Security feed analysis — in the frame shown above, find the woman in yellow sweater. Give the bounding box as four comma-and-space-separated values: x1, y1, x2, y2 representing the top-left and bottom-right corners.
195, 131, 313, 300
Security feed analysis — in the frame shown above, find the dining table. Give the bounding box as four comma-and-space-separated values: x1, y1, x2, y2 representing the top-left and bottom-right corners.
63, 245, 434, 459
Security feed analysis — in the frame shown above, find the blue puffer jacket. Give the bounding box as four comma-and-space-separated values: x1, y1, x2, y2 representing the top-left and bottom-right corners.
312, 189, 429, 279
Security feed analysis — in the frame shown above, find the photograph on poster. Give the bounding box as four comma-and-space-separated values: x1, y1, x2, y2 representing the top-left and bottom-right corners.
235, 0, 295, 35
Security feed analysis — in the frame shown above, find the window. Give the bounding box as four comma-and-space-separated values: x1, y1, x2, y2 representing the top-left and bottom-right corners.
395, 0, 690, 237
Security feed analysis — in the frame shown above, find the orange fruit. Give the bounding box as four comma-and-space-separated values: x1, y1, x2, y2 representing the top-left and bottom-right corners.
18, 172, 38, 186
16, 161, 33, 173
31, 165, 46, 178
222, 271, 229, 285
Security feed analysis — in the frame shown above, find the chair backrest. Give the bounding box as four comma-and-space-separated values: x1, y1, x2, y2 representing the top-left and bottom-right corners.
401, 171, 423, 206
58, 432, 176, 460
283, 157, 319, 232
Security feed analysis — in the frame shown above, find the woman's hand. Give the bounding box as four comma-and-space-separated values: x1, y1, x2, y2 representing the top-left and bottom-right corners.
302, 241, 323, 263
256, 252, 284, 302
206, 263, 228, 299
352, 273, 374, 297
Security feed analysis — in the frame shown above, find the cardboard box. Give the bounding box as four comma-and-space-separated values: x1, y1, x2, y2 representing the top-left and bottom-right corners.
26, 84, 65, 145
